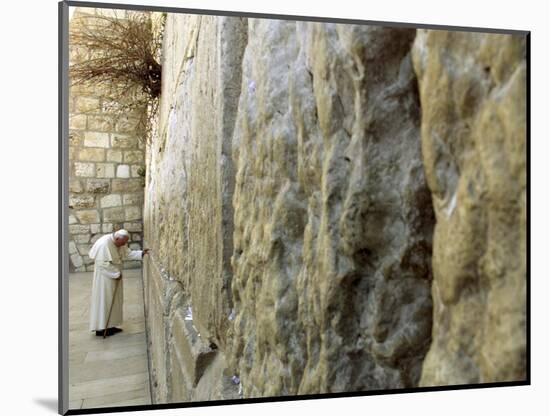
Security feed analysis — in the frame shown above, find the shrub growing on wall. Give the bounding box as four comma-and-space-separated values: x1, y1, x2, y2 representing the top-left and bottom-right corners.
69, 10, 165, 141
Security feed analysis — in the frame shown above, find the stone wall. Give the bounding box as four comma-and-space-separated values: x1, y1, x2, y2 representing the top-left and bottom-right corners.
227, 21, 434, 396
143, 15, 527, 402
143, 13, 247, 403
68, 8, 146, 272
412, 30, 527, 385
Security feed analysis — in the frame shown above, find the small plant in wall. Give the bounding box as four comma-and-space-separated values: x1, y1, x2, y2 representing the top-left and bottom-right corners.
69, 10, 166, 142
137, 166, 147, 187
137, 166, 146, 177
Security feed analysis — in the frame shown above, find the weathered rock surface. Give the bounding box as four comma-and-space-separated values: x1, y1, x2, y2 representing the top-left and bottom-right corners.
227, 20, 434, 396
143, 14, 527, 403
143, 13, 246, 402
412, 30, 527, 385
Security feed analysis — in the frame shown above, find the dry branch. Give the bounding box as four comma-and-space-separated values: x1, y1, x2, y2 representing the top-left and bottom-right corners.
69, 11, 165, 142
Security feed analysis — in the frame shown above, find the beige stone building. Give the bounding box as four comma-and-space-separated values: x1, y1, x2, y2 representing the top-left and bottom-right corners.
68, 8, 146, 272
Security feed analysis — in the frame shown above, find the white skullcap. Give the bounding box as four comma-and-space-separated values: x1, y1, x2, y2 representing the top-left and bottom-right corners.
114, 229, 130, 238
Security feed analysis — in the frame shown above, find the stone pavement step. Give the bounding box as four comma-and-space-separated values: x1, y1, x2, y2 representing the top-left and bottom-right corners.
68, 269, 151, 409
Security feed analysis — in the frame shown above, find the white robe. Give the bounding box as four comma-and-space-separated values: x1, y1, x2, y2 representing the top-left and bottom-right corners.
88, 234, 143, 331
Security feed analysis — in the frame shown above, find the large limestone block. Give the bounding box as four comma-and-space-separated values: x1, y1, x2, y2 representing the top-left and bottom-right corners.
115, 116, 142, 134
112, 134, 138, 149
86, 179, 110, 194
131, 165, 143, 178
170, 311, 217, 387
144, 14, 247, 351
73, 234, 90, 244
96, 163, 115, 178
69, 224, 89, 234
143, 12, 201, 310
69, 114, 87, 130
124, 222, 143, 232
75, 209, 100, 224
69, 131, 83, 146
186, 15, 248, 348
78, 148, 105, 162
106, 149, 123, 163
117, 164, 130, 178
412, 31, 527, 385
124, 150, 145, 164
68, 241, 78, 255
100, 194, 122, 208
75, 96, 101, 113
142, 14, 249, 401
112, 179, 143, 193
69, 195, 95, 209
84, 132, 110, 148
69, 179, 84, 194
167, 354, 193, 403
125, 206, 142, 221
143, 259, 170, 403
103, 207, 125, 222
87, 115, 114, 132
191, 353, 240, 401
123, 193, 143, 206
229, 21, 434, 397
143, 255, 194, 403
74, 162, 95, 177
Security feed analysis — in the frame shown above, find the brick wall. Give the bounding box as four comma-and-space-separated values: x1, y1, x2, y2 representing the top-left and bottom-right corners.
68, 7, 146, 272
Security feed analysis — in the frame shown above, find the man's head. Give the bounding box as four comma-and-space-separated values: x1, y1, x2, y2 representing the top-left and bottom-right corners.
113, 229, 130, 247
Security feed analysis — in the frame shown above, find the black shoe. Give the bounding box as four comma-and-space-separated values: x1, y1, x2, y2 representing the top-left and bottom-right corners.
95, 327, 123, 337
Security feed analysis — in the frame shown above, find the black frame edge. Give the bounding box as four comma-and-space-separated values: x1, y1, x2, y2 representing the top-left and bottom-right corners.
65, 380, 530, 415
59, 1, 70, 415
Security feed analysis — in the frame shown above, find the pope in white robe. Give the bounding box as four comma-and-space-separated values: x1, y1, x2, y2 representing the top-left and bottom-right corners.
88, 229, 149, 336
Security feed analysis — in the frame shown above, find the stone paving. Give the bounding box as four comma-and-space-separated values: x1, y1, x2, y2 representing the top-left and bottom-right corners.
68, 269, 151, 410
